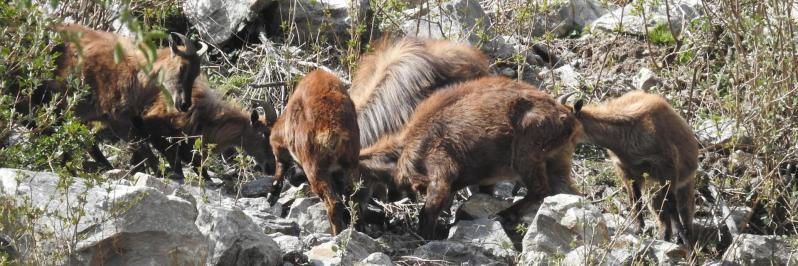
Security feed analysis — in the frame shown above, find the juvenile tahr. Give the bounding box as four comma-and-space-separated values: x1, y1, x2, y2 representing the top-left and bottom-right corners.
561, 90, 699, 248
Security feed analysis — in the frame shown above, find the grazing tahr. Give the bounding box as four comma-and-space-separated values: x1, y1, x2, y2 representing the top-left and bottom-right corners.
268, 69, 359, 235
26, 24, 208, 172
135, 75, 277, 180
349, 37, 489, 147
359, 76, 582, 239
561, 90, 699, 248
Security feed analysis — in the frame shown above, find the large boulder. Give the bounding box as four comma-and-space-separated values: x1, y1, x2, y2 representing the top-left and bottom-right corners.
73, 186, 208, 265
723, 234, 798, 265
273, 0, 371, 46
0, 168, 209, 265
511, 0, 609, 37
401, 0, 513, 58
183, 0, 275, 45
520, 194, 609, 264
196, 204, 282, 266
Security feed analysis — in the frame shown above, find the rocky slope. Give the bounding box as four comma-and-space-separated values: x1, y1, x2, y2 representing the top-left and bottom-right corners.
3, 0, 798, 265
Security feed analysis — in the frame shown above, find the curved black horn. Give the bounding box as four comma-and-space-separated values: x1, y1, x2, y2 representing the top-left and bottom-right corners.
169, 32, 196, 56
557, 91, 578, 105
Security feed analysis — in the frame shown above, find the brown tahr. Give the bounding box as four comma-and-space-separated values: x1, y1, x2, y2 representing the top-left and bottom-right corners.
10, 23, 207, 172
135, 75, 277, 180
360, 76, 581, 239
349, 37, 489, 147
268, 69, 359, 235
561, 90, 699, 249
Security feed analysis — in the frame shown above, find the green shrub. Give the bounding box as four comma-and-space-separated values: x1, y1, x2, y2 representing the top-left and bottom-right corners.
648, 22, 676, 46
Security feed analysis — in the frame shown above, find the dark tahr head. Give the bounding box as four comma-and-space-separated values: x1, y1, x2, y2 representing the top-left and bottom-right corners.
557, 91, 584, 115
245, 106, 279, 174
168, 32, 208, 112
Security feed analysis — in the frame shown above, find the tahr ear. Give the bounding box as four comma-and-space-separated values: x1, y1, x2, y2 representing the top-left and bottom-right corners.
169, 32, 181, 55
250, 109, 259, 127
574, 99, 585, 114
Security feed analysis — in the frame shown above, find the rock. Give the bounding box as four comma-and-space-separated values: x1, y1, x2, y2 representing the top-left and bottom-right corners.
290, 200, 332, 234
633, 67, 660, 90
491, 181, 517, 199
305, 229, 382, 266
456, 193, 513, 220
723, 234, 798, 265
540, 64, 583, 89
196, 204, 282, 266
248, 210, 301, 235
355, 252, 393, 266
375, 233, 423, 255
303, 233, 334, 247
695, 117, 737, 146
448, 218, 517, 260
270, 233, 305, 255
183, 0, 274, 45
401, 0, 513, 58
412, 241, 506, 265
238, 176, 273, 198
563, 245, 620, 266
521, 194, 609, 264
104, 168, 127, 179
279, 183, 313, 206
274, 0, 370, 46
603, 213, 636, 236
592, 0, 701, 36
521, 0, 609, 37
0, 234, 19, 262
133, 172, 179, 195
0, 168, 209, 264
637, 240, 687, 264
74, 186, 208, 265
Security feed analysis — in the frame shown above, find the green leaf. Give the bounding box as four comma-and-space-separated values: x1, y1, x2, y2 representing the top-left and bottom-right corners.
113, 43, 124, 64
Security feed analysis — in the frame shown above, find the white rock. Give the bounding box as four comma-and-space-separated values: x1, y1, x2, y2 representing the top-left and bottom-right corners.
401, 0, 513, 58
270, 233, 305, 255
592, 0, 701, 36
723, 234, 798, 265
305, 229, 382, 266
520, 194, 609, 264
196, 204, 282, 265
183, 0, 274, 45
355, 252, 393, 266
633, 67, 660, 90
275, 0, 370, 45
1, 168, 209, 264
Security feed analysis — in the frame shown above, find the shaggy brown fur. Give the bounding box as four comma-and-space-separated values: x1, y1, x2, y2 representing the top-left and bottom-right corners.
17, 24, 207, 172
565, 90, 699, 248
359, 76, 581, 239
349, 37, 488, 147
268, 70, 359, 235
136, 75, 277, 179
